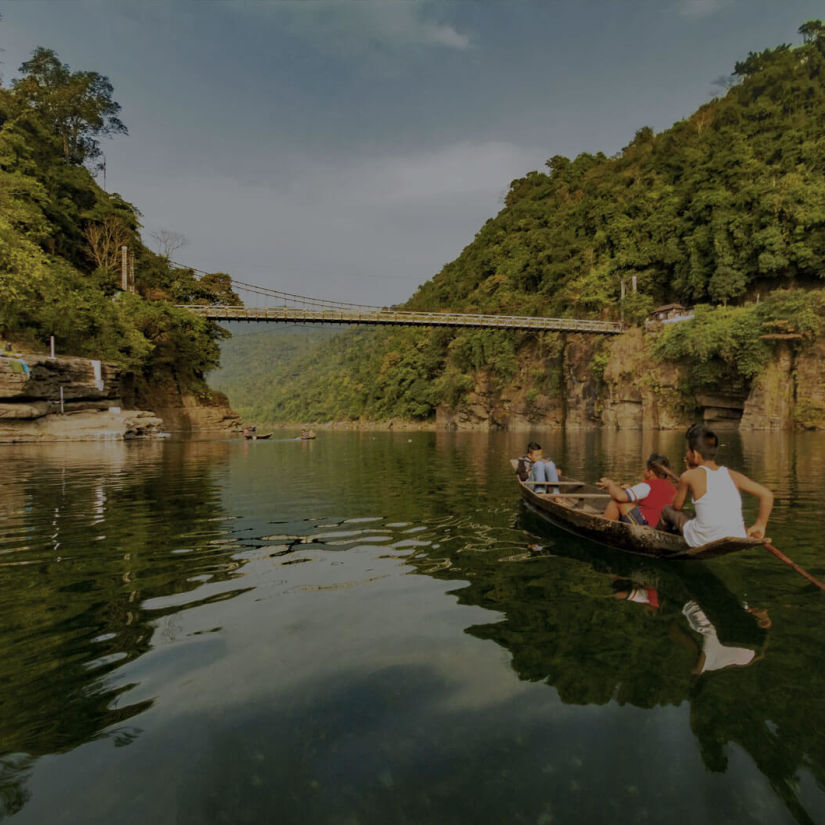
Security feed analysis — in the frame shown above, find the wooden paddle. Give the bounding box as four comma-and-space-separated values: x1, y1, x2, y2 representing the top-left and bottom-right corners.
522, 480, 588, 487
762, 542, 825, 592
650, 461, 825, 592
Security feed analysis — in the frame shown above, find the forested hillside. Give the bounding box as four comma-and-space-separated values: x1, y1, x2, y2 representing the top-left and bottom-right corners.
0, 46, 239, 406
215, 21, 825, 426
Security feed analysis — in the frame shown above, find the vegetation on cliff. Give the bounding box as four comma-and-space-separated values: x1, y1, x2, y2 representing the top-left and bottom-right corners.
215, 21, 825, 425
0, 46, 239, 406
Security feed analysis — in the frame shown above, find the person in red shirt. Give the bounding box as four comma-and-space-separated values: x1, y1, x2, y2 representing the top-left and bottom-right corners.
598, 454, 677, 527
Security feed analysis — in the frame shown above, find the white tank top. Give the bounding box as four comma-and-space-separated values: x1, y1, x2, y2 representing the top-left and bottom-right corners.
682, 466, 746, 547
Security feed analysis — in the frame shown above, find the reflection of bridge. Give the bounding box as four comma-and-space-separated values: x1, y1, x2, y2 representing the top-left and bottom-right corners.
177, 278, 623, 334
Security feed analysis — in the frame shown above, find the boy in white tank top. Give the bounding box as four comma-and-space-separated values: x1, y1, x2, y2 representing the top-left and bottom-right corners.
657, 424, 774, 547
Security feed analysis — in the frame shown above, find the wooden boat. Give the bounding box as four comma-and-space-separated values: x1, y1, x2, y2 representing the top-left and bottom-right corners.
244, 432, 273, 440
511, 461, 764, 561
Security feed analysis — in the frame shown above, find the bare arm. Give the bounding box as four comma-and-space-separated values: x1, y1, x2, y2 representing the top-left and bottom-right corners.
729, 469, 774, 539
598, 477, 630, 503
672, 472, 693, 511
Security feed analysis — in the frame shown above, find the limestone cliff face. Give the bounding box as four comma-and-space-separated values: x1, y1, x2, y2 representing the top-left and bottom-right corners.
436, 329, 825, 431
149, 389, 241, 433
0, 352, 162, 442
599, 329, 692, 430
740, 339, 825, 431
794, 339, 825, 429
0, 351, 240, 441
436, 330, 693, 431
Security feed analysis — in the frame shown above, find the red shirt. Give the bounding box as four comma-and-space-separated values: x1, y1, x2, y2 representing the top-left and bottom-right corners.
638, 478, 676, 528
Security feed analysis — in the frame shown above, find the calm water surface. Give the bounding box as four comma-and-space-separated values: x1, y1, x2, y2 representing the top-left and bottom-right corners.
1, 430, 824, 825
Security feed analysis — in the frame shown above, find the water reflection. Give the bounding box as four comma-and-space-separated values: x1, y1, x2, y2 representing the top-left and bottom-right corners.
0, 440, 240, 818
0, 431, 824, 824
405, 500, 825, 825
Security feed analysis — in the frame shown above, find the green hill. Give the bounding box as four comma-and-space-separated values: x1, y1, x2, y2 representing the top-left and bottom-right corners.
0, 46, 239, 407
213, 21, 825, 426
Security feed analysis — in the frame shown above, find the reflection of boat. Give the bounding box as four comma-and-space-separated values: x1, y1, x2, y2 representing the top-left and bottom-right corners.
512, 463, 763, 560
244, 432, 272, 441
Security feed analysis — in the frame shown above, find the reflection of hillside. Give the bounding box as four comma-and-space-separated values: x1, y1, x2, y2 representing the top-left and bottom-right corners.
0, 440, 239, 818
406, 516, 825, 825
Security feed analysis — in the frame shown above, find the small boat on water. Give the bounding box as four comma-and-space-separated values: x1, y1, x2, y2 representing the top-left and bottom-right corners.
244, 432, 273, 440
299, 429, 316, 440
511, 460, 764, 561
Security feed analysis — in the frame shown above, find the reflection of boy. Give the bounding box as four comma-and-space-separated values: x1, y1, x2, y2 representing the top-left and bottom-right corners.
682, 601, 766, 673
599, 453, 676, 527
516, 441, 561, 494
657, 425, 774, 546
611, 578, 660, 611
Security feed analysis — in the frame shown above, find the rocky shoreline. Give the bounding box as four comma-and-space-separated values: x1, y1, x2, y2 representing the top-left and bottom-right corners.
261, 328, 825, 434
0, 352, 239, 443
433, 329, 825, 432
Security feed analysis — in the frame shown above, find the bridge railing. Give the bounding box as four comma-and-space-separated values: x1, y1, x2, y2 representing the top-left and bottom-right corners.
178, 304, 624, 334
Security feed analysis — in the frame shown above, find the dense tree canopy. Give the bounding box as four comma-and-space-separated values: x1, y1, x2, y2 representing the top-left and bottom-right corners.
214, 21, 825, 424
12, 47, 127, 166
407, 20, 825, 316
0, 47, 239, 405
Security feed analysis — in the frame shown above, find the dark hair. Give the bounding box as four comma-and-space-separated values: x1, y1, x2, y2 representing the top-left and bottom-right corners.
686, 424, 718, 460
527, 441, 542, 452
646, 453, 671, 478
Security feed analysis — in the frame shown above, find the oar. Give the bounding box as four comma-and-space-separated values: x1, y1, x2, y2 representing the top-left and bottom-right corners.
522, 480, 589, 487
652, 462, 825, 591
762, 541, 825, 592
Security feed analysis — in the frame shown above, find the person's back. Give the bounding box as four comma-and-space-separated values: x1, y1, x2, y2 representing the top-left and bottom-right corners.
683, 465, 746, 546
598, 454, 675, 526
637, 476, 677, 528
657, 424, 773, 547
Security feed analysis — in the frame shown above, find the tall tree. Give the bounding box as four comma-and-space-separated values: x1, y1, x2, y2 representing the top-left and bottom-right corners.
12, 47, 127, 165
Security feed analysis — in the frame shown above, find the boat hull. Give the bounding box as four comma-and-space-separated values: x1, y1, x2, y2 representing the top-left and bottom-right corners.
517, 476, 763, 561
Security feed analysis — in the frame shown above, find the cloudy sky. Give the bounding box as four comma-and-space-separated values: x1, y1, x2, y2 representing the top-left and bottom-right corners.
2, 1, 822, 306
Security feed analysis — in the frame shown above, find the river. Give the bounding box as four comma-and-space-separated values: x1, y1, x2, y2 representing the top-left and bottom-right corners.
1, 430, 824, 825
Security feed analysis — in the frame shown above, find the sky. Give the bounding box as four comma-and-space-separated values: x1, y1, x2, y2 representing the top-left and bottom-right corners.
1, 0, 823, 306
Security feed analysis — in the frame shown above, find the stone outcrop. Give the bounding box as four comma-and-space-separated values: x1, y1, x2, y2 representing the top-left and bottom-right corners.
436, 328, 825, 432
740, 339, 825, 431
794, 339, 825, 429
0, 353, 120, 405
435, 367, 564, 432
0, 350, 240, 441
0, 409, 164, 443
150, 390, 241, 433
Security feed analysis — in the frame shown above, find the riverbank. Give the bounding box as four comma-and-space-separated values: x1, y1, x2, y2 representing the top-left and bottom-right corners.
0, 350, 240, 443
231, 324, 825, 434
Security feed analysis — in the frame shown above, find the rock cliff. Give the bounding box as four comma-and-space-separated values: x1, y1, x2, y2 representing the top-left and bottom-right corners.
435, 329, 825, 432
0, 351, 240, 442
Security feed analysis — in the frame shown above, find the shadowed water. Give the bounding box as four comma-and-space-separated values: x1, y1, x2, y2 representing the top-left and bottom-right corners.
1, 430, 824, 824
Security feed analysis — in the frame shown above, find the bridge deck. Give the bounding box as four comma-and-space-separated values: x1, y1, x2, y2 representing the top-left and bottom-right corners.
179, 305, 623, 334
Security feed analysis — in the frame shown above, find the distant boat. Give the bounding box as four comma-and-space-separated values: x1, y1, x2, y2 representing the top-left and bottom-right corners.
244, 432, 272, 440
299, 430, 316, 440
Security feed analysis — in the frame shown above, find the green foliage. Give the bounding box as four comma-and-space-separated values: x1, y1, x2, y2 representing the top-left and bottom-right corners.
653, 290, 825, 391
408, 21, 825, 318
12, 47, 127, 165
589, 349, 610, 386
447, 330, 518, 387
0, 48, 238, 404
217, 22, 825, 426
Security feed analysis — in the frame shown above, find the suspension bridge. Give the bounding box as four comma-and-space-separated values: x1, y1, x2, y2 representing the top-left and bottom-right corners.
178, 278, 624, 335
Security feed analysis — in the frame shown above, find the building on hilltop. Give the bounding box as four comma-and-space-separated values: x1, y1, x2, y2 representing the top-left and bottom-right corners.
646, 303, 695, 327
